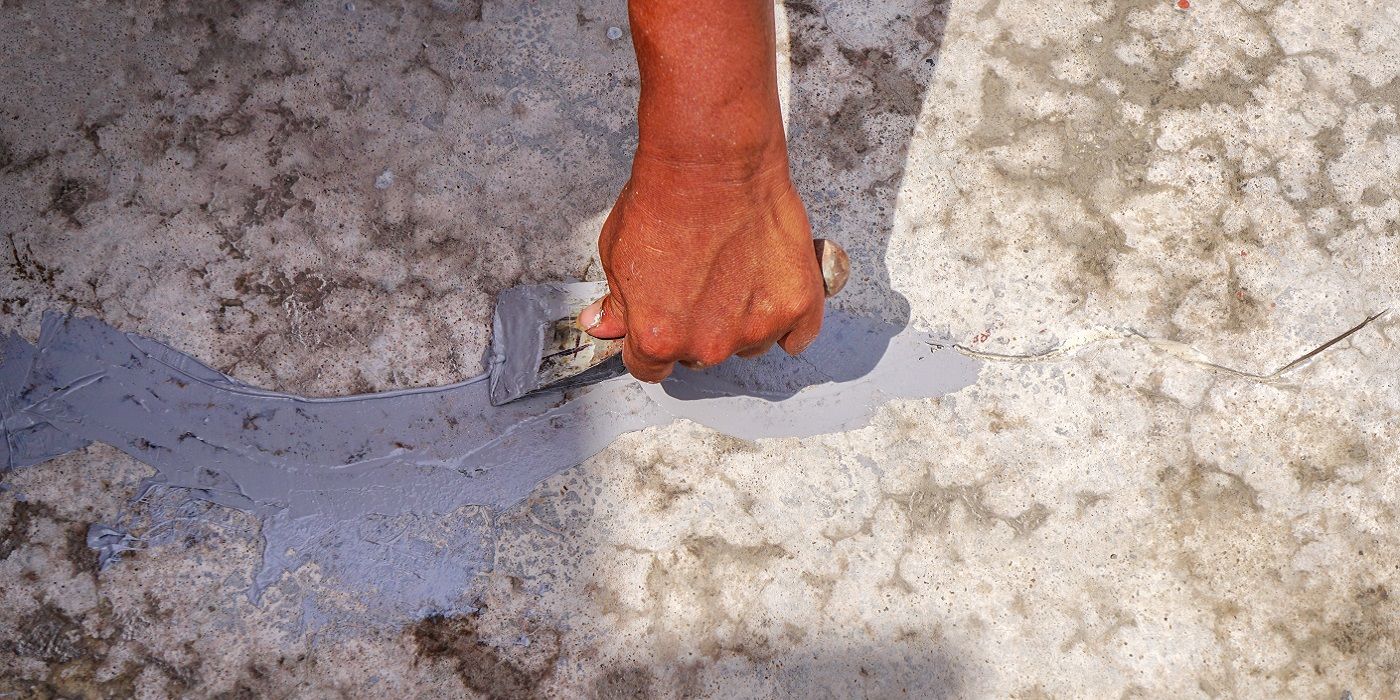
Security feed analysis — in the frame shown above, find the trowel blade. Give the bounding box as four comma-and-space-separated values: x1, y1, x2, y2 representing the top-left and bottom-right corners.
487, 281, 626, 406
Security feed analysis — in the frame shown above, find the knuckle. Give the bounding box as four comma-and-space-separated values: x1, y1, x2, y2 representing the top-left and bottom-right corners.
694, 346, 731, 367
632, 332, 683, 361
603, 294, 626, 316
783, 326, 820, 355
739, 343, 774, 358
629, 368, 664, 383
622, 351, 667, 382
782, 295, 813, 319
686, 336, 735, 367
785, 338, 812, 355
776, 290, 819, 322
741, 328, 781, 350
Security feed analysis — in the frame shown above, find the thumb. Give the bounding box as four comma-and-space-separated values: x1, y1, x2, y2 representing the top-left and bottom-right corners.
578, 293, 628, 339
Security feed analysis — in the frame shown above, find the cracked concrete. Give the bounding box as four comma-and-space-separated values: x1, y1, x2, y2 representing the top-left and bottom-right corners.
956, 308, 1387, 381
2, 0, 1398, 697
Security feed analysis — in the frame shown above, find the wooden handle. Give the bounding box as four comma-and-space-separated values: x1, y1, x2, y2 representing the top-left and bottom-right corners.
814, 238, 850, 297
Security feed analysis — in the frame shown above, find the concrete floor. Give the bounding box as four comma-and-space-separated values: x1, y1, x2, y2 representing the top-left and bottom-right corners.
2, 0, 1398, 696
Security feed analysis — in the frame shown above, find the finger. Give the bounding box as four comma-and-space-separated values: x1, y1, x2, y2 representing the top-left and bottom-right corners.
678, 351, 733, 369
579, 294, 628, 339
778, 302, 824, 356
736, 341, 775, 359
623, 335, 677, 383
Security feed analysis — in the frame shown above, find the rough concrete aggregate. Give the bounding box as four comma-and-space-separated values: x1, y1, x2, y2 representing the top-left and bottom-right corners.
2, 0, 1398, 696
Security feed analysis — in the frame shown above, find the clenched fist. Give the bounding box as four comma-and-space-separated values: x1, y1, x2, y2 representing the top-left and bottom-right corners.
578, 153, 824, 382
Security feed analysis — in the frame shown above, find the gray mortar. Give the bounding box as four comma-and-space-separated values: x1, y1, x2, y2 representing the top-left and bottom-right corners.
488, 281, 627, 405
1, 299, 979, 617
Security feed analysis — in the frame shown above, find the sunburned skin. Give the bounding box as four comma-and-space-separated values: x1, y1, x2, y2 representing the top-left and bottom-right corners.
1, 300, 980, 617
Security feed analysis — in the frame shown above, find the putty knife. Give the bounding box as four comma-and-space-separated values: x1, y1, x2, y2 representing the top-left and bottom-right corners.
487, 239, 851, 405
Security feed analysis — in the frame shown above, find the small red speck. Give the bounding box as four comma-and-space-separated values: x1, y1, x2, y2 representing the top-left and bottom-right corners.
1240, 250, 1249, 256
1236, 289, 1246, 300
1177, 0, 1190, 8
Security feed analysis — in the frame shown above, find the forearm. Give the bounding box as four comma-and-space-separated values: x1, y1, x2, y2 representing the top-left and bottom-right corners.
627, 0, 787, 177
584, 0, 821, 382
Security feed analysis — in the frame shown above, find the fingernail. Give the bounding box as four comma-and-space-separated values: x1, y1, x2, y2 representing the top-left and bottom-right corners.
580, 300, 605, 330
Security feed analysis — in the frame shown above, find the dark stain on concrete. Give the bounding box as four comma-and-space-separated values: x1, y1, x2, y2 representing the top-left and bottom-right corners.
233, 268, 341, 312
48, 176, 104, 227
412, 611, 560, 698
0, 495, 100, 579
1158, 457, 1262, 520
1268, 583, 1400, 691
6, 603, 87, 665
0, 597, 201, 698
590, 666, 654, 699
241, 171, 310, 226
891, 477, 1051, 538
1, 499, 54, 561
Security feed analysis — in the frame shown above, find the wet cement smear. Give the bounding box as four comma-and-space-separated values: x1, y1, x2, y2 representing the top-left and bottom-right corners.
1, 301, 980, 617
488, 281, 628, 405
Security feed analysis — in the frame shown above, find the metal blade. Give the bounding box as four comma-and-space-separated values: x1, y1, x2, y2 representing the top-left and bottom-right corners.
487, 281, 624, 405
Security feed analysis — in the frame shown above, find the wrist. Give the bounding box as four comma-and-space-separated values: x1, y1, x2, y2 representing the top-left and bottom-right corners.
632, 130, 791, 186
623, 145, 799, 235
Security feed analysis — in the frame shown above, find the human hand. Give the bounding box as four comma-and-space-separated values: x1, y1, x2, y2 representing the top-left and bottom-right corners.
577, 153, 825, 383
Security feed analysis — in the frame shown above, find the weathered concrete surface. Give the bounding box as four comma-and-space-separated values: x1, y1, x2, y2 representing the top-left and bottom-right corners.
2, 0, 1397, 696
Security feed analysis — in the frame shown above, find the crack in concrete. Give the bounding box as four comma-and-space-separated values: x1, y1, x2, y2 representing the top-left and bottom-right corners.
950, 311, 1389, 382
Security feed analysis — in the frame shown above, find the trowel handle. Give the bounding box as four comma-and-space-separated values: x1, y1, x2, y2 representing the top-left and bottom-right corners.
814, 238, 850, 297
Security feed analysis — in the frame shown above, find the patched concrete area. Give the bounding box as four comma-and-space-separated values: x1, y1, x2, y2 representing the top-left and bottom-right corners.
2, 0, 1397, 697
